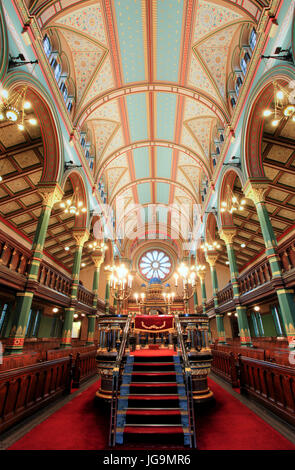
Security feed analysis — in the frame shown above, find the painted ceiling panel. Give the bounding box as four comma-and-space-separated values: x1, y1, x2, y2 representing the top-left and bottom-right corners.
134, 147, 150, 179
82, 55, 115, 107
156, 147, 172, 178
114, 0, 145, 83
54, 2, 108, 45
156, 0, 183, 82
59, 29, 105, 106
138, 182, 151, 205
157, 182, 170, 205
192, 0, 242, 43
156, 93, 177, 141
126, 94, 148, 142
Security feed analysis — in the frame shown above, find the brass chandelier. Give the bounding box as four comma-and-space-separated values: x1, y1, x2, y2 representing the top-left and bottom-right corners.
263, 81, 295, 127
0, 86, 37, 130
60, 190, 87, 216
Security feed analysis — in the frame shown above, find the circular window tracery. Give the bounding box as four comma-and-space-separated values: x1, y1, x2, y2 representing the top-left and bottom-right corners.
139, 250, 172, 281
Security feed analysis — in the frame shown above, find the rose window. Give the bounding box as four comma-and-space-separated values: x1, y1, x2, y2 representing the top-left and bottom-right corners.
139, 250, 172, 280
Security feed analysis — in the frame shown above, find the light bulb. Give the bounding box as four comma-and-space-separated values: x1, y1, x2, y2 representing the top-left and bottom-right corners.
81, 263, 85, 267
276, 90, 284, 100
29, 118, 37, 125
6, 109, 18, 121
53, 307, 58, 313
241, 243, 246, 248
272, 119, 279, 127
221, 201, 227, 207
0, 113, 4, 120
23, 101, 31, 109
0, 175, 3, 182
65, 246, 69, 251
60, 202, 65, 208
18, 124, 25, 130
263, 109, 272, 117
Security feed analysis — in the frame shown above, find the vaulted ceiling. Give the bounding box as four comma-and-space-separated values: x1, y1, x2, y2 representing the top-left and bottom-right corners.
32, 0, 262, 235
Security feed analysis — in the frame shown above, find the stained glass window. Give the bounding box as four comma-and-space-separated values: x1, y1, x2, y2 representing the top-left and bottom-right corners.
139, 250, 172, 280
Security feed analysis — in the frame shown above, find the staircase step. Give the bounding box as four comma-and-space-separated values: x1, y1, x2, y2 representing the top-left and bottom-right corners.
123, 425, 184, 434
129, 382, 177, 387
126, 409, 182, 416
121, 394, 180, 399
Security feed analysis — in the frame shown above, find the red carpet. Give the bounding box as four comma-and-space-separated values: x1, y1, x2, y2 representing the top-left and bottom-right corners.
8, 378, 295, 450
130, 348, 176, 356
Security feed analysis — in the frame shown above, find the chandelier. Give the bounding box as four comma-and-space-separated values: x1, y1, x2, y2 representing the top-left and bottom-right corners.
220, 184, 246, 214
88, 240, 107, 252
263, 81, 295, 127
105, 263, 133, 315
174, 262, 198, 314
60, 190, 87, 216
0, 86, 37, 130
201, 239, 221, 252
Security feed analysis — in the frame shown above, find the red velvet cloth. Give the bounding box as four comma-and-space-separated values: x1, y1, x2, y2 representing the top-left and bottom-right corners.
134, 315, 174, 332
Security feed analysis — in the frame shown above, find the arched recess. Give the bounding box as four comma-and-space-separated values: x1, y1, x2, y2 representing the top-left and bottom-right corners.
204, 211, 218, 244
60, 169, 90, 229
0, 0, 8, 81
242, 65, 295, 179
218, 166, 246, 228
3, 72, 64, 184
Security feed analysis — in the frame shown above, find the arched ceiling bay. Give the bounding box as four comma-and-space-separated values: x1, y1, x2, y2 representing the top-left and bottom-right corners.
37, 0, 260, 236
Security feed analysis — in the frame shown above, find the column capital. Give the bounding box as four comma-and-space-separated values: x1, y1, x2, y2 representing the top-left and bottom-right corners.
205, 252, 219, 268
243, 180, 268, 204
197, 270, 206, 282
219, 228, 236, 245
38, 183, 63, 209
73, 229, 90, 248
92, 251, 105, 268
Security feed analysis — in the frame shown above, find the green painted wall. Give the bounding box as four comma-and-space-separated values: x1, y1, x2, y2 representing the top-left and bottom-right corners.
261, 314, 277, 337
37, 314, 54, 338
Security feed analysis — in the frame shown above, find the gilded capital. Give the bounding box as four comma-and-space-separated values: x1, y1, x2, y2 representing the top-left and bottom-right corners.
206, 253, 219, 267
73, 230, 90, 248
197, 270, 206, 282
243, 182, 268, 204
219, 229, 236, 246
38, 184, 63, 209
92, 252, 104, 268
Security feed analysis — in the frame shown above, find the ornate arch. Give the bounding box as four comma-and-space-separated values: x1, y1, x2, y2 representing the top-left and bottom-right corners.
242, 65, 295, 179
61, 169, 89, 229
3, 72, 63, 184
218, 166, 246, 228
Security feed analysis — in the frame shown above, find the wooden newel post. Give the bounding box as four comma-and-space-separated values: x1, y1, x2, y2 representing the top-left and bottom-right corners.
230, 352, 239, 388
65, 353, 73, 394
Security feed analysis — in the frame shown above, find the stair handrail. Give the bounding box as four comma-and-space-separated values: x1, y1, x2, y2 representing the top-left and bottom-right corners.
175, 314, 197, 448
109, 313, 132, 447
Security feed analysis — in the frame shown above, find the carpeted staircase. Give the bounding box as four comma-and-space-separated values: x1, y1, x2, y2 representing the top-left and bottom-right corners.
115, 352, 192, 446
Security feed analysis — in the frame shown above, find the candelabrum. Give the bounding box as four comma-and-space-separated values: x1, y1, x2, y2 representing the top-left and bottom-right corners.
106, 263, 133, 315
134, 292, 146, 314
162, 291, 175, 314
174, 262, 198, 314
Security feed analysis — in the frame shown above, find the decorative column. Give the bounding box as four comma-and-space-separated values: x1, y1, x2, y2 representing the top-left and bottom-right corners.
61, 230, 89, 348
244, 181, 295, 347
5, 185, 63, 355
220, 229, 252, 346
206, 252, 226, 344
105, 271, 111, 314
197, 270, 207, 315
87, 250, 104, 345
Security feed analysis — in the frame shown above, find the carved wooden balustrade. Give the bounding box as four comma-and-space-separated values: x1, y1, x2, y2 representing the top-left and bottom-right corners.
238, 258, 273, 295
217, 284, 234, 305
0, 234, 31, 279
38, 261, 72, 296
77, 284, 94, 307
211, 349, 239, 387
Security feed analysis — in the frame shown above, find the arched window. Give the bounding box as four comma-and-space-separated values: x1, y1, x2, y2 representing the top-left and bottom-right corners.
139, 250, 172, 280
249, 28, 257, 51
54, 63, 61, 82
43, 35, 52, 57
